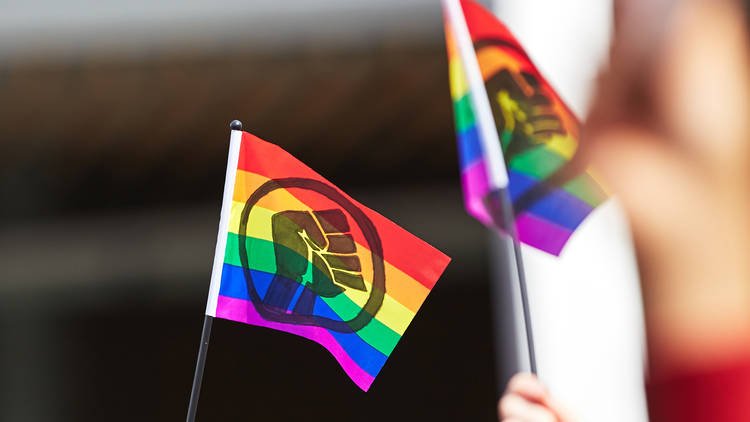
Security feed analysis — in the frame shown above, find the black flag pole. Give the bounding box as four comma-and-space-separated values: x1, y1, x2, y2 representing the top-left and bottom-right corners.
186, 315, 214, 422
487, 189, 537, 375
186, 119, 244, 422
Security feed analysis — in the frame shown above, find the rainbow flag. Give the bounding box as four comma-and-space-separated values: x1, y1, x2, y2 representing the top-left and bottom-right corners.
205, 129, 451, 391
443, 0, 608, 256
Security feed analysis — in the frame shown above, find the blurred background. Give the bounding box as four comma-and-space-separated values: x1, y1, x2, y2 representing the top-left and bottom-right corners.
0, 0, 500, 420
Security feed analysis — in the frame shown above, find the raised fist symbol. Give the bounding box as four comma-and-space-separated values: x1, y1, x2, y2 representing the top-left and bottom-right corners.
263, 209, 366, 315
485, 68, 566, 163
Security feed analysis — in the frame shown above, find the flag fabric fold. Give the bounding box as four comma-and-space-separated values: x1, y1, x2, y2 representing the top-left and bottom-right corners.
443, 0, 609, 256
205, 130, 451, 391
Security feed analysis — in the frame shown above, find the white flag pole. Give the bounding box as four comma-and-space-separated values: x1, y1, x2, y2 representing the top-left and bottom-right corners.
442, 0, 507, 191
186, 119, 244, 422
442, 0, 537, 374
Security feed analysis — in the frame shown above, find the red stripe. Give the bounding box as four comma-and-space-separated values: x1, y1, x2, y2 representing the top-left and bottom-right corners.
461, 0, 519, 46
236, 132, 450, 290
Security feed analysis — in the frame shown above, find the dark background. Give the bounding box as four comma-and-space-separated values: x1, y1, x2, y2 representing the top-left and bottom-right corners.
0, 1, 506, 420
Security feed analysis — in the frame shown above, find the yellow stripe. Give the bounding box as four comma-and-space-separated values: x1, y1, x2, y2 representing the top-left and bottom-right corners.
544, 134, 577, 159
449, 58, 469, 100
446, 23, 469, 101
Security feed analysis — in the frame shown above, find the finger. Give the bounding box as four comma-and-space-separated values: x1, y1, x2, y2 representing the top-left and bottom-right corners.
325, 234, 356, 253
498, 394, 557, 422
322, 253, 361, 272
547, 398, 579, 422
313, 209, 349, 234
331, 269, 366, 291
505, 373, 549, 405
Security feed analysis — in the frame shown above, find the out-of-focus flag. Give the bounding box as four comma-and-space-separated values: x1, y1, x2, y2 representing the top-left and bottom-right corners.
204, 129, 450, 391
443, 0, 609, 256
443, 2, 650, 421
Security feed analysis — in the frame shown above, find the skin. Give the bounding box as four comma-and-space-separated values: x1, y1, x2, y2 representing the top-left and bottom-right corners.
498, 373, 578, 422
499, 0, 750, 420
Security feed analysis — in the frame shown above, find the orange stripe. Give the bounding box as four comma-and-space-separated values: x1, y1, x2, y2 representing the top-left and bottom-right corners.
476, 46, 580, 139
476, 47, 526, 81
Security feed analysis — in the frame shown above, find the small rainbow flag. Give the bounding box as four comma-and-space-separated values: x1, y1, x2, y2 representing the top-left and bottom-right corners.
443, 0, 608, 256
205, 129, 450, 391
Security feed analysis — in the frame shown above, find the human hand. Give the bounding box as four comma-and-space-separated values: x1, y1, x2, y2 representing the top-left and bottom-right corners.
498, 373, 578, 422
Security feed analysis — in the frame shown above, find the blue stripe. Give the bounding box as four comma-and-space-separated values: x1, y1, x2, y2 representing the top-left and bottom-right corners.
313, 299, 388, 378
218, 263, 387, 377
457, 125, 483, 169
508, 171, 594, 230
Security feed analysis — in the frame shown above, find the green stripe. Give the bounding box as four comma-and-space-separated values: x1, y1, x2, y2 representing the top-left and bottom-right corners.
500, 130, 513, 150
509, 146, 566, 179
224, 232, 358, 281
453, 94, 475, 133
320, 290, 401, 356
562, 173, 608, 207
223, 233, 402, 356
510, 147, 608, 205
225, 232, 276, 273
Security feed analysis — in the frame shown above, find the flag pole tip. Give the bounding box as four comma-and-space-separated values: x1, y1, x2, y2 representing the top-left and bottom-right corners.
229, 120, 243, 131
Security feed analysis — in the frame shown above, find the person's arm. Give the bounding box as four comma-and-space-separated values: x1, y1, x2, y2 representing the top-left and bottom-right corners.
587, 0, 750, 420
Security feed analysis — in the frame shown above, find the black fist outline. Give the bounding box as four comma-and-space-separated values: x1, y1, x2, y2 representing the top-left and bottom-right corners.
239, 177, 387, 332
486, 68, 566, 163
263, 209, 366, 314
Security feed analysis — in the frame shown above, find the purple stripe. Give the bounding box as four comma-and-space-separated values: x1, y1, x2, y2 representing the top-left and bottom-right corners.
460, 159, 492, 225
515, 213, 574, 256
461, 160, 577, 255
216, 295, 376, 391
508, 170, 594, 230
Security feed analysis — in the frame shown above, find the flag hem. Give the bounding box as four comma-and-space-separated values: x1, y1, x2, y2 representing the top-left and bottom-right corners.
443, 0, 509, 189
205, 129, 244, 316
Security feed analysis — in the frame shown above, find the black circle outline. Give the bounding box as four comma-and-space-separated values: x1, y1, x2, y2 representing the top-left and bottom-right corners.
238, 177, 385, 333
